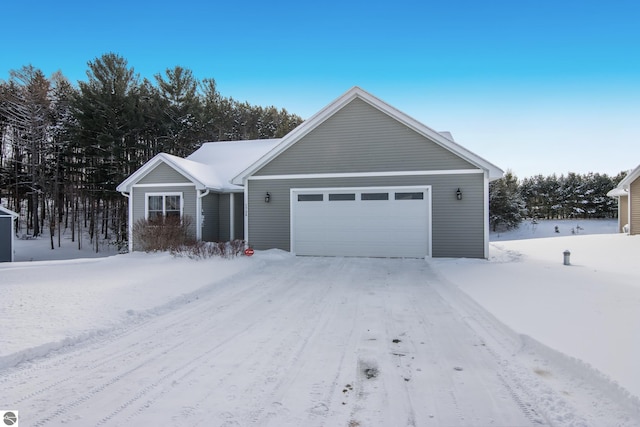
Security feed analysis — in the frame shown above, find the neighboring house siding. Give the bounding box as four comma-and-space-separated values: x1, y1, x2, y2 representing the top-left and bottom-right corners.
202, 193, 220, 241
138, 163, 190, 184
631, 178, 640, 235
131, 185, 198, 250
254, 98, 476, 176
0, 216, 12, 262
248, 173, 485, 258
619, 195, 629, 233
219, 194, 231, 241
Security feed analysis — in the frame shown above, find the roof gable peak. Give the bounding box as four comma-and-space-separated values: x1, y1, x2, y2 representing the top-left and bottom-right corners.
232, 87, 503, 184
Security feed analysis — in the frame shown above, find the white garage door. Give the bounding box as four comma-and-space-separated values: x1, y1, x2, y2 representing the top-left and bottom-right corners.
291, 186, 431, 258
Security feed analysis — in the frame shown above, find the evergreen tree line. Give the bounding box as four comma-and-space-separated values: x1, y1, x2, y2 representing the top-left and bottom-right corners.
489, 170, 626, 231
0, 53, 303, 251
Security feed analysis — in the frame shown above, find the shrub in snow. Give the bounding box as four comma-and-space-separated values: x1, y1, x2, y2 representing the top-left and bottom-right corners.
132, 216, 195, 252
170, 239, 246, 259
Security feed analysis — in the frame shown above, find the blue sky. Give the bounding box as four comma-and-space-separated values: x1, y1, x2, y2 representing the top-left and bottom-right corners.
2, 0, 639, 178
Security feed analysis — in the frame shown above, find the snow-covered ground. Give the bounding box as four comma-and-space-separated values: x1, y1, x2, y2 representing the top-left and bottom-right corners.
1, 220, 639, 425
490, 218, 619, 241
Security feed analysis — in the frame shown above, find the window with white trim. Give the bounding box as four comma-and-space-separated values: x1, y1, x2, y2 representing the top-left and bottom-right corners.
146, 193, 183, 222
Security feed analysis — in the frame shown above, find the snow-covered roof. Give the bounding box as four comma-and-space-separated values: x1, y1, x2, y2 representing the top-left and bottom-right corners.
116, 139, 281, 193
186, 139, 281, 190
606, 164, 640, 197
606, 187, 628, 197
232, 86, 504, 184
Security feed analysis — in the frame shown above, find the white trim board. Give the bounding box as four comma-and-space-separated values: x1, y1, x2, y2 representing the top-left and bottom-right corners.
249, 169, 483, 181
132, 183, 195, 188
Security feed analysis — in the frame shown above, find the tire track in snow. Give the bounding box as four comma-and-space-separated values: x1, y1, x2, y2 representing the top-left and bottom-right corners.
5, 260, 304, 426
90, 257, 335, 426
90, 261, 311, 426
218, 258, 347, 425
424, 260, 569, 425
0, 265, 272, 398
4, 257, 635, 426
201, 257, 360, 426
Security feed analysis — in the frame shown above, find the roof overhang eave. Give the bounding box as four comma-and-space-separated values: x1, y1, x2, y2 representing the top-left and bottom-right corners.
607, 187, 628, 197
0, 208, 19, 218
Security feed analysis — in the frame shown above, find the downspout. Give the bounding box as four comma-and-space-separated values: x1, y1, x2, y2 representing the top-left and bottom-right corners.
120, 191, 132, 253
197, 189, 210, 241
244, 178, 250, 248
628, 188, 632, 235
616, 195, 621, 233
12, 215, 16, 262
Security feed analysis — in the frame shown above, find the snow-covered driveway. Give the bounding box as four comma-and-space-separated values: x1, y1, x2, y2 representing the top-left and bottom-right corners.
1, 255, 635, 426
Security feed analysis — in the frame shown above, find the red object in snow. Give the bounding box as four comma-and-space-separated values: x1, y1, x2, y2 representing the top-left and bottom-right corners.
244, 248, 255, 256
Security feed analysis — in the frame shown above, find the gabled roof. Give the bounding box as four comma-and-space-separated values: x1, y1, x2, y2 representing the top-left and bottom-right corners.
607, 164, 640, 197
116, 139, 281, 193
232, 86, 504, 184
186, 139, 281, 189
0, 205, 19, 217
616, 163, 640, 190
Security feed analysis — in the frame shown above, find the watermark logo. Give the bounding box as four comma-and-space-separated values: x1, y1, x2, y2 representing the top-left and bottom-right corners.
2, 411, 18, 426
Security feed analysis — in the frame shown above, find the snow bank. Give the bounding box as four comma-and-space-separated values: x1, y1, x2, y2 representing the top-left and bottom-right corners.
433, 223, 640, 399
0, 249, 254, 369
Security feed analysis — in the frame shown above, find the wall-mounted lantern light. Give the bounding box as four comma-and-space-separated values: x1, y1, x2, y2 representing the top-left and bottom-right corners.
456, 188, 462, 200
265, 192, 271, 203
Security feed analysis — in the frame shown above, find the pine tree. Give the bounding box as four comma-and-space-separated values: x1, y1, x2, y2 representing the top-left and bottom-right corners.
154, 66, 202, 156
72, 53, 140, 247
489, 170, 524, 231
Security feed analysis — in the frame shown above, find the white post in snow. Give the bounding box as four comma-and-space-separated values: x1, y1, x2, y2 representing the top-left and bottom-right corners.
563, 250, 571, 266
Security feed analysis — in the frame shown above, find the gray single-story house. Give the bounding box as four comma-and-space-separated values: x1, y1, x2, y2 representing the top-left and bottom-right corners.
607, 163, 640, 235
118, 87, 503, 258
0, 205, 19, 262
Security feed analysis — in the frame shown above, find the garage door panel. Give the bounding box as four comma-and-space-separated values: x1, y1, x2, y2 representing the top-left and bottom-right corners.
292, 187, 430, 258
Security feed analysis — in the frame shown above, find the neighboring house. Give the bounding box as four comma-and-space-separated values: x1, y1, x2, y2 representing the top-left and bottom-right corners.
0, 205, 19, 262
118, 87, 504, 258
607, 163, 640, 235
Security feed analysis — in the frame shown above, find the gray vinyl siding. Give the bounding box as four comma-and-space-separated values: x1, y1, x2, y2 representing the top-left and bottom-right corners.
255, 98, 476, 176
202, 193, 220, 241
247, 173, 485, 258
0, 217, 12, 262
219, 194, 231, 241
131, 185, 198, 250
138, 163, 190, 184
233, 193, 244, 240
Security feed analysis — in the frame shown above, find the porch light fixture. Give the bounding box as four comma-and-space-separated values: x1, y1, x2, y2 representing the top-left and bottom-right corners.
265, 192, 271, 203
456, 188, 462, 200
